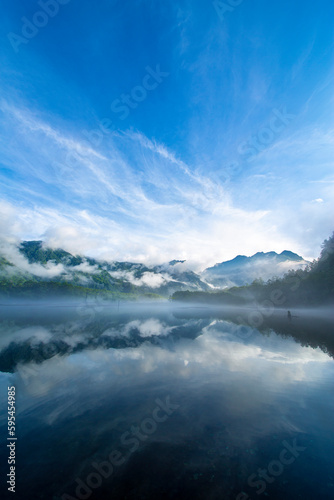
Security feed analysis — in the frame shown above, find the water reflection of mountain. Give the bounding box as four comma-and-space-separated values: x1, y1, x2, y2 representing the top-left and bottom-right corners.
1, 305, 333, 374
1, 306, 334, 500
0, 307, 210, 373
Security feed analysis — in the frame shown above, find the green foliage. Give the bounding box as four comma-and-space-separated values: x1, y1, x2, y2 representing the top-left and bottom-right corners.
19, 241, 84, 266
0, 257, 13, 270
0, 279, 150, 301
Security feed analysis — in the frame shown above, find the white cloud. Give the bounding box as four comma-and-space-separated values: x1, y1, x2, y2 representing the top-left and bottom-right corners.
68, 261, 99, 274
109, 269, 171, 288
0, 99, 332, 268
0, 237, 66, 278
1, 198, 299, 270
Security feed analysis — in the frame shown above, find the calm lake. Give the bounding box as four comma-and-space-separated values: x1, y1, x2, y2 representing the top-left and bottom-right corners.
0, 302, 334, 499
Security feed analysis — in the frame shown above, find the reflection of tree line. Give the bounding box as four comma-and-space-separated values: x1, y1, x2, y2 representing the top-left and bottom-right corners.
257, 314, 334, 359
173, 307, 334, 359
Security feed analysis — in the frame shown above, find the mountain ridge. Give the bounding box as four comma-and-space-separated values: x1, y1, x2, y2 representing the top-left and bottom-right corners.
0, 240, 309, 298
205, 250, 304, 273
203, 249, 308, 287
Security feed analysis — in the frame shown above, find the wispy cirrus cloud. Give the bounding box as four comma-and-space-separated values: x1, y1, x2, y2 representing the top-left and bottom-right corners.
0, 93, 332, 267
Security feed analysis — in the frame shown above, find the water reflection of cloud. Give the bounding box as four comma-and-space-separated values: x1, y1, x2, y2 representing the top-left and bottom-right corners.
11, 318, 332, 416
2, 310, 333, 500
103, 318, 174, 339
0, 325, 53, 349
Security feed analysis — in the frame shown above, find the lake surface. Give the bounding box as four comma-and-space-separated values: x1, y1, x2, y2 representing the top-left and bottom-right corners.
0, 301, 334, 499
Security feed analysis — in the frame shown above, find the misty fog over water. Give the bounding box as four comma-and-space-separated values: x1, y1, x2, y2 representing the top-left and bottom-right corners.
0, 302, 333, 499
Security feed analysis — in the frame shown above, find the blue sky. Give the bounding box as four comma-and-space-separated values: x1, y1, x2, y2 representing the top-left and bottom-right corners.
0, 0, 333, 268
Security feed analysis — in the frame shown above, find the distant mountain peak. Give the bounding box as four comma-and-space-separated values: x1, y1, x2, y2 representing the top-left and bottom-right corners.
279, 250, 302, 261
20, 240, 43, 249
203, 249, 308, 287
253, 251, 276, 258
169, 260, 186, 266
